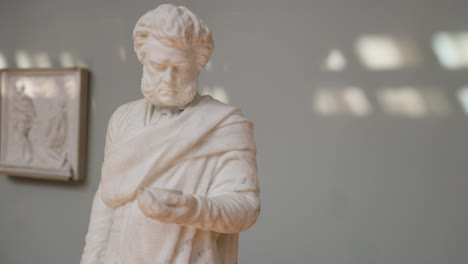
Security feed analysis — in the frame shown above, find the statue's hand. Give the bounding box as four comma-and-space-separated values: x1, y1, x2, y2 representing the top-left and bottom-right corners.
137, 188, 196, 224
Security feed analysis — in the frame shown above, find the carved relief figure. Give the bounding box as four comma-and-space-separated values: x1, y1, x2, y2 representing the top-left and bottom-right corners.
45, 100, 69, 168
81, 4, 260, 264
11, 82, 36, 164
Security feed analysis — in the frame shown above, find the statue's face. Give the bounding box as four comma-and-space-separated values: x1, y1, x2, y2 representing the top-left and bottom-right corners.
141, 39, 199, 107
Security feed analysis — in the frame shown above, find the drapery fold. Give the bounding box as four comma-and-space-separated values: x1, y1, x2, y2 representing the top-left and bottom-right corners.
101, 96, 255, 208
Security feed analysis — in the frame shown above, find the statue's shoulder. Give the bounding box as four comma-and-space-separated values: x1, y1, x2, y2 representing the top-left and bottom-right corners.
106, 98, 147, 139
110, 98, 146, 120
198, 95, 237, 112
198, 95, 251, 123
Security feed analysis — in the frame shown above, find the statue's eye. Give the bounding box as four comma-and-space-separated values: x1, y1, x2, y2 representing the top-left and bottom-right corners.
150, 61, 166, 72
177, 66, 190, 72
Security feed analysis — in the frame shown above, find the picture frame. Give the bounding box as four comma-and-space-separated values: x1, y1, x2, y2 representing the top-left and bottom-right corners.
0, 68, 88, 181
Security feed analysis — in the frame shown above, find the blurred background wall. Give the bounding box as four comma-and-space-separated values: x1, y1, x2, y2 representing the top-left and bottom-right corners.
1, 0, 467, 263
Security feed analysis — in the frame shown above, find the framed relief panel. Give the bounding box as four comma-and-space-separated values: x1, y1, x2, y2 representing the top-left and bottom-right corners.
0, 68, 88, 181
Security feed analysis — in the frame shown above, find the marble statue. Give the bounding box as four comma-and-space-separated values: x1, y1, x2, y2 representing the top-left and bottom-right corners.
81, 4, 260, 264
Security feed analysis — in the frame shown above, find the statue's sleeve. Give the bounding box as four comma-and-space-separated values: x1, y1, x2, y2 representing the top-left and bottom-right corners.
181, 149, 261, 234
80, 183, 114, 263
81, 112, 119, 263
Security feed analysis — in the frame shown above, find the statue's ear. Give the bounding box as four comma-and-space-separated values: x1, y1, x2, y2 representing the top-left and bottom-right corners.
195, 39, 214, 71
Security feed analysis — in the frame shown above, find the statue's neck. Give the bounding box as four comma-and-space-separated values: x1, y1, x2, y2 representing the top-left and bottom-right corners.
145, 93, 201, 126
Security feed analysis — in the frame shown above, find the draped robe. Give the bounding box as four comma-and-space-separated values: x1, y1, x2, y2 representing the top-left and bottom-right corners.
81, 95, 260, 264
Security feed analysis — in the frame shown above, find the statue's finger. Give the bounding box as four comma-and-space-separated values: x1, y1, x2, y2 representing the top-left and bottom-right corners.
137, 190, 153, 208
144, 188, 182, 202
162, 192, 186, 206
138, 192, 173, 220
151, 202, 172, 219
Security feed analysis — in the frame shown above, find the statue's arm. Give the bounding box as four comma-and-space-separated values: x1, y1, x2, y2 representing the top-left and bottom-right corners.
80, 183, 114, 264
185, 150, 260, 233
138, 150, 260, 234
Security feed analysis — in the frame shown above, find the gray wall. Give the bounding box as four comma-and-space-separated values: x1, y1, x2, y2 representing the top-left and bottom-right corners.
1, 0, 468, 263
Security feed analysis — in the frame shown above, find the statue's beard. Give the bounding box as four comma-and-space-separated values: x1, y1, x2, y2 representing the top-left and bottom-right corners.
141, 73, 198, 107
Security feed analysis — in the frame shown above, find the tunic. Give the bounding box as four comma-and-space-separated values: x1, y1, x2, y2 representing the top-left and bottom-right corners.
81, 95, 260, 264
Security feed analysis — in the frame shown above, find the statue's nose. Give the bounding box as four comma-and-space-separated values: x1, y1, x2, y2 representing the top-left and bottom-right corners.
162, 67, 175, 84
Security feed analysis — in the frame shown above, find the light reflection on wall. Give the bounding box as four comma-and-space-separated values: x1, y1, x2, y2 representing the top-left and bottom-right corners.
59, 51, 87, 68
119, 46, 127, 64
76, 59, 87, 67
423, 89, 452, 116
432, 32, 468, 69
205, 60, 213, 72
60, 52, 75, 67
378, 88, 427, 118
323, 49, 347, 72
313, 87, 372, 116
314, 32, 466, 119
355, 35, 420, 70
15, 50, 34, 68
91, 96, 97, 113
13, 50, 86, 68
201, 86, 230, 104
34, 52, 52, 68
377, 87, 451, 118
0, 52, 7, 68
457, 86, 468, 115
202, 61, 229, 73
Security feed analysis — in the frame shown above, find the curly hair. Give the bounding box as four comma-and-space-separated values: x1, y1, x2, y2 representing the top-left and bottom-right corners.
133, 4, 214, 70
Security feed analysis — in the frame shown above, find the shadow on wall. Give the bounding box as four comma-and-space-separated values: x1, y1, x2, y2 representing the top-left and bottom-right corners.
313, 31, 468, 118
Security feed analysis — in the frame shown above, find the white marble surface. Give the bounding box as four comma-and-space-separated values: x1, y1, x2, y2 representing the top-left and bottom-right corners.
81, 4, 259, 263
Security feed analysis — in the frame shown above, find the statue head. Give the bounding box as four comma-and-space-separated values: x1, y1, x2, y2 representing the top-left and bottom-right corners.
133, 4, 214, 107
